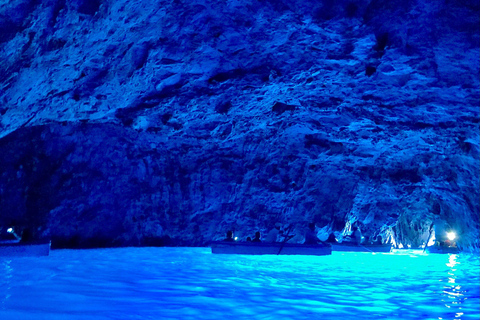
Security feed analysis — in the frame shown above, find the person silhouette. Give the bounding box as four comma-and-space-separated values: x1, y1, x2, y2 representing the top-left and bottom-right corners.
224, 230, 234, 242
252, 231, 261, 242
304, 222, 320, 244
326, 233, 338, 244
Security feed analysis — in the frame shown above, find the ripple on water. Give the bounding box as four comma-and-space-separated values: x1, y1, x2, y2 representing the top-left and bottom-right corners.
0, 248, 479, 320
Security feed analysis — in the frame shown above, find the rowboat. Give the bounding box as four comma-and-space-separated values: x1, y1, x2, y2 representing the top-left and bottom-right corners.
210, 241, 332, 256
425, 245, 459, 254
331, 243, 392, 253
0, 241, 51, 257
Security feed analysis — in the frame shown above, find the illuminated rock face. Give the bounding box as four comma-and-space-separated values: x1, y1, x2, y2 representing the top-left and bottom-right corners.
0, 0, 478, 249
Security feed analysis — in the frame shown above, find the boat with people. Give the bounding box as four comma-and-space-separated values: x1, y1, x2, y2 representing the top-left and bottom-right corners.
0, 241, 51, 257
331, 243, 393, 253
210, 241, 332, 256
422, 222, 460, 254
425, 245, 459, 254
0, 227, 50, 257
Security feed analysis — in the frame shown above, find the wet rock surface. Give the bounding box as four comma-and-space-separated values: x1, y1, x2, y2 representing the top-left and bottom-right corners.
0, 0, 478, 250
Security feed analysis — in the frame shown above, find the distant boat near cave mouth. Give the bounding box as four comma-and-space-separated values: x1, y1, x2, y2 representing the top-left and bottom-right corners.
424, 245, 460, 254
210, 241, 332, 256
331, 243, 393, 253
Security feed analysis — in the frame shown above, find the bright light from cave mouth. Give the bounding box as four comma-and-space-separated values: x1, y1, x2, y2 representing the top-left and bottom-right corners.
7, 228, 13, 233
447, 232, 456, 241
234, 237, 238, 241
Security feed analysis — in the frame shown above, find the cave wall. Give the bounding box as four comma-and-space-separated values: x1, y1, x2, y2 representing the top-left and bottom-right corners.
0, 0, 478, 249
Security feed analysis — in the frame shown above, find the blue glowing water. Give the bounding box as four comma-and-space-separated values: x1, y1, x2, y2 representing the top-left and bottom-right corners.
1, 248, 479, 320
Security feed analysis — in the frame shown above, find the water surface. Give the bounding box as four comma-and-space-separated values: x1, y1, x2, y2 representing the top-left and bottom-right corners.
1, 248, 479, 320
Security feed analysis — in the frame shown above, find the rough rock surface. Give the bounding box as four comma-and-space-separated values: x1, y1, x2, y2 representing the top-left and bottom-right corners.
0, 0, 478, 250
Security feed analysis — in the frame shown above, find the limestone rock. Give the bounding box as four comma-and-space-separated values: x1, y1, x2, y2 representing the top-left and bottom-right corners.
0, 0, 478, 251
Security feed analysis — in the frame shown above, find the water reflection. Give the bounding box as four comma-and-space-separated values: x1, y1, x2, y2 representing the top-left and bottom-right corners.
447, 254, 458, 268
1, 260, 13, 309
441, 255, 467, 320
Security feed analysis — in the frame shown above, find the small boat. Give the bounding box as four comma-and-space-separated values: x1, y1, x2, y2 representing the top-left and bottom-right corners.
210, 241, 332, 256
331, 243, 392, 253
425, 245, 459, 254
0, 241, 51, 257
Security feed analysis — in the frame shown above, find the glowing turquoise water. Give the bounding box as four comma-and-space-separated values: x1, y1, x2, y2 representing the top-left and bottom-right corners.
1, 248, 479, 320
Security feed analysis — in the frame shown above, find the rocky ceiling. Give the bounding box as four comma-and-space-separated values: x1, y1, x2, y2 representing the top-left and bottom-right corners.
0, 0, 478, 250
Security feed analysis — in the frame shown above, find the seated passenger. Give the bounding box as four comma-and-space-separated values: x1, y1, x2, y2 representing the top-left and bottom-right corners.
246, 237, 252, 242
252, 231, 262, 243
20, 228, 34, 243
342, 234, 354, 243
224, 230, 234, 242
326, 233, 338, 244
352, 226, 362, 245
374, 235, 383, 245
304, 222, 320, 245
265, 223, 281, 242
